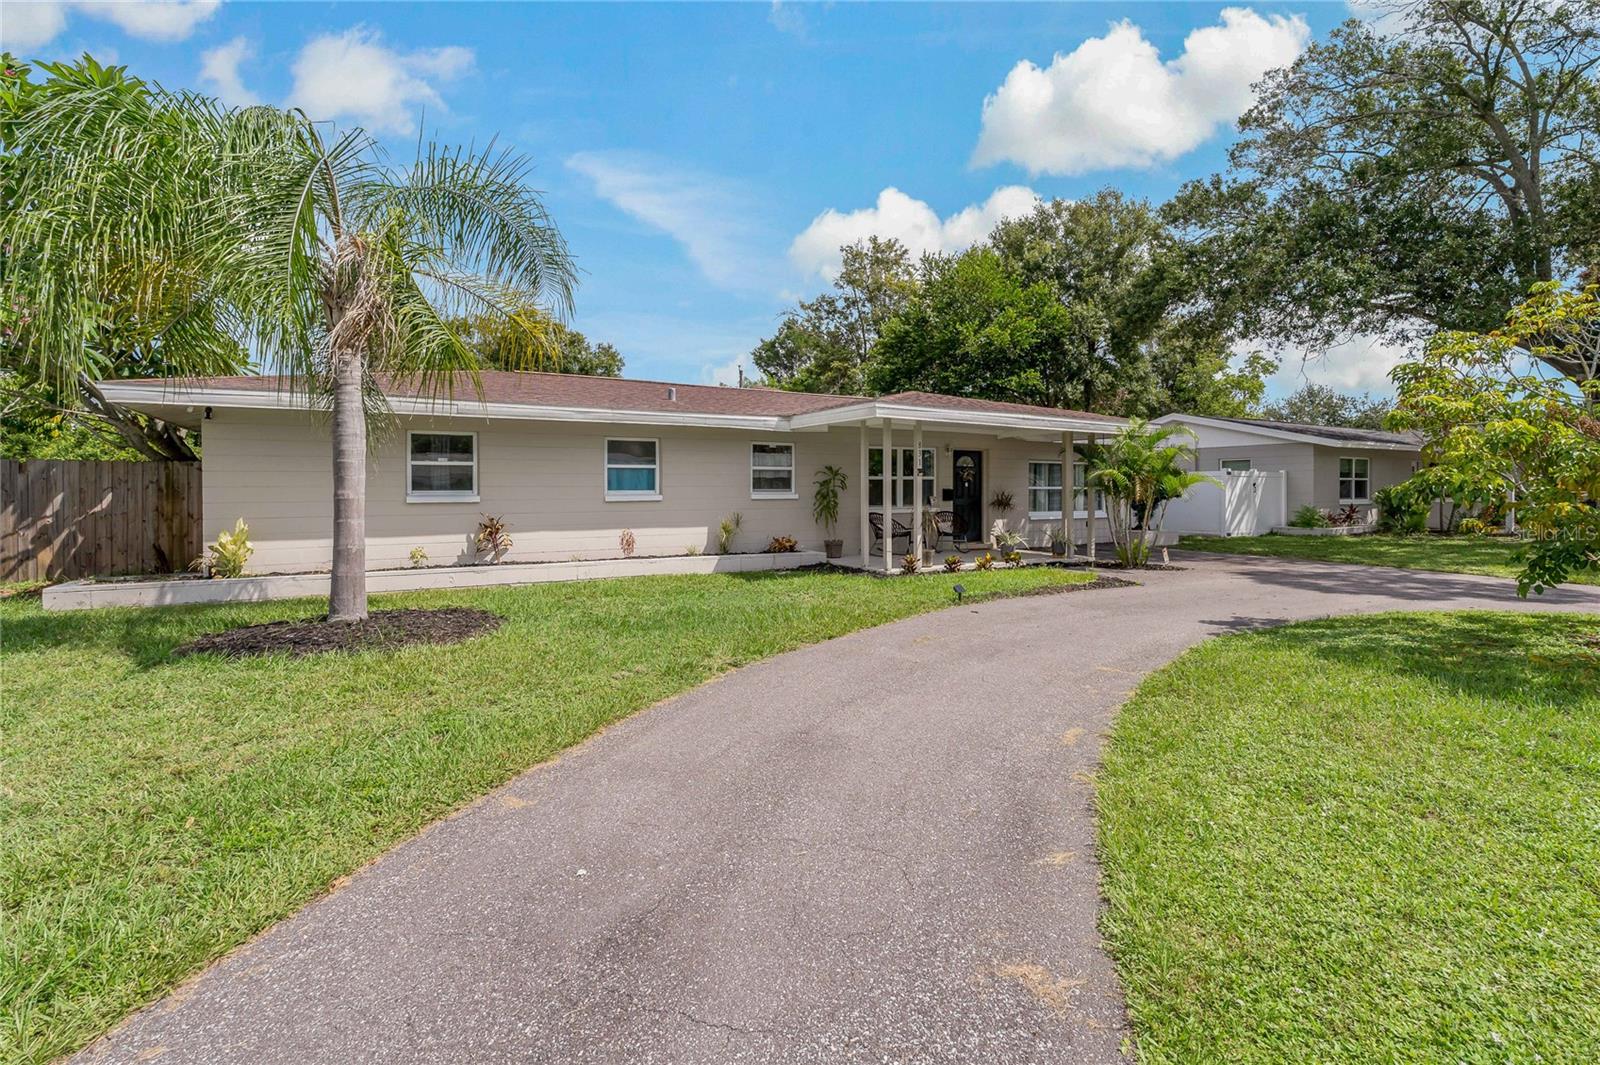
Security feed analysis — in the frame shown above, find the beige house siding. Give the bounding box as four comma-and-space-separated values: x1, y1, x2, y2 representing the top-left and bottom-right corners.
200, 409, 1102, 573
1191, 442, 1417, 521
1193, 443, 1318, 513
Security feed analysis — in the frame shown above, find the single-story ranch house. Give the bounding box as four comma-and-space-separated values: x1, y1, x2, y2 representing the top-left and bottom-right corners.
102, 373, 1129, 574
1152, 413, 1425, 535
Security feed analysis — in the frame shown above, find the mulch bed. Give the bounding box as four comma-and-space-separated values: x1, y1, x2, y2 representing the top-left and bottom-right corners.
171, 607, 504, 660
996, 574, 1138, 598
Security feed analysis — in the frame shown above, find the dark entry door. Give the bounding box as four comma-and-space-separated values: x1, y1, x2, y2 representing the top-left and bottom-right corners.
951, 451, 983, 545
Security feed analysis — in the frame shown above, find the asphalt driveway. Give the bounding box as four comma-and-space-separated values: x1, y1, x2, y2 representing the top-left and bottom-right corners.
76, 555, 1600, 1064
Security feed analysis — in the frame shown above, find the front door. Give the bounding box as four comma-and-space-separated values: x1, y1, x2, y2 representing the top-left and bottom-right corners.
951, 450, 983, 545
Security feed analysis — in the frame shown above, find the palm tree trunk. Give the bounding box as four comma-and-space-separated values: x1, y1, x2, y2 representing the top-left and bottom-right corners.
329, 349, 368, 621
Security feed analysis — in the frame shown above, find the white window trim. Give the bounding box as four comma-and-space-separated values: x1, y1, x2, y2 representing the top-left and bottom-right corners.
867, 446, 935, 511
1027, 458, 1109, 520
1338, 455, 1372, 503
605, 437, 662, 502
1027, 459, 1065, 521
405, 430, 479, 504
1219, 458, 1254, 472
749, 441, 798, 499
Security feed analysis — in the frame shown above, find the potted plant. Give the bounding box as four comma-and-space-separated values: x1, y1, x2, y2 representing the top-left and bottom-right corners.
1050, 530, 1068, 557
812, 465, 848, 559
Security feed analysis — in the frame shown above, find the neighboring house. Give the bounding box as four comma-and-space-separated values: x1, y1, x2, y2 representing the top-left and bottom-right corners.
1151, 413, 1424, 535
103, 373, 1126, 574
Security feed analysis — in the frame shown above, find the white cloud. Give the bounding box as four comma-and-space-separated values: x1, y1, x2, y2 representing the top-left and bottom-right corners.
973, 7, 1309, 175
567, 150, 776, 291
768, 1, 806, 38
4, 1, 222, 49
286, 28, 474, 135
198, 35, 257, 106
1264, 334, 1414, 397
702, 355, 748, 387
83, 0, 220, 41
2, 2, 68, 49
789, 185, 1040, 280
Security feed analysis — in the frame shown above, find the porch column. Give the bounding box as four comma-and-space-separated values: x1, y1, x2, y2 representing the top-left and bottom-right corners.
912, 422, 924, 564
882, 420, 894, 574
858, 425, 870, 569
1062, 430, 1076, 560
1084, 438, 1098, 563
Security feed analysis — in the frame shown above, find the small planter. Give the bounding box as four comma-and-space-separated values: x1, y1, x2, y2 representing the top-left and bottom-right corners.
1273, 524, 1378, 537
1051, 541, 1067, 558
824, 538, 843, 559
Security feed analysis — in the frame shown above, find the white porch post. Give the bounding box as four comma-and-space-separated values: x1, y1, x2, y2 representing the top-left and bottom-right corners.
1062, 430, 1075, 560
1085, 438, 1098, 563
858, 425, 870, 569
882, 420, 894, 574
912, 422, 924, 564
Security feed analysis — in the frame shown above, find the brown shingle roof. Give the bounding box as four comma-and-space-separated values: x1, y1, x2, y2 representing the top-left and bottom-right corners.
132, 372, 864, 417
118, 373, 1125, 424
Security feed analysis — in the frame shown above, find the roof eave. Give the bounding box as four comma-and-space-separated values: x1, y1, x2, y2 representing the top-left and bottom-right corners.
1153, 412, 1419, 451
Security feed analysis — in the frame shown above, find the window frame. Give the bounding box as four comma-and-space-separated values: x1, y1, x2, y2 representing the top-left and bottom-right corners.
1218, 458, 1253, 473
604, 437, 662, 502
1027, 460, 1064, 520
867, 446, 935, 510
1071, 460, 1106, 519
749, 441, 798, 500
405, 430, 479, 504
1338, 455, 1371, 503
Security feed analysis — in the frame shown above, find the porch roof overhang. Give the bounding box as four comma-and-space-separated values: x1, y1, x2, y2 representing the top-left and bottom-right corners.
99, 380, 1128, 439
787, 399, 1125, 439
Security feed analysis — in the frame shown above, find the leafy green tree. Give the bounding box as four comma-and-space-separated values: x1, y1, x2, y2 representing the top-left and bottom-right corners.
751, 236, 915, 393
1261, 383, 1394, 429
2, 57, 576, 620
1390, 282, 1600, 592
450, 304, 623, 377
1, 55, 246, 461
1174, 0, 1600, 379
1082, 419, 1217, 567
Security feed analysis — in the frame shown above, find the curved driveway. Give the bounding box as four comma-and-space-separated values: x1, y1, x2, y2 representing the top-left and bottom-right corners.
78, 555, 1600, 1065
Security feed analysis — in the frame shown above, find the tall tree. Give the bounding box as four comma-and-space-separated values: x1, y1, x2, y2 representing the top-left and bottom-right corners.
1261, 383, 1395, 429
1174, 0, 1600, 379
450, 304, 624, 377
1, 56, 247, 461
2, 57, 576, 621
751, 236, 915, 393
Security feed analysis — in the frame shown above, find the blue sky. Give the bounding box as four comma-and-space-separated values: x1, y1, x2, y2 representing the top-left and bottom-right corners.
4, 1, 1402, 397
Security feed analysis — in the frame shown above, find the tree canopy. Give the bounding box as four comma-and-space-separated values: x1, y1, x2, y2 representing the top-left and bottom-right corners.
1260, 383, 1395, 429
1171, 0, 1600, 379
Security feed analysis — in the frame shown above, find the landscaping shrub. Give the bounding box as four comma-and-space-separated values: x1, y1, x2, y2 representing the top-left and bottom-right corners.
1375, 485, 1429, 533
1288, 504, 1330, 529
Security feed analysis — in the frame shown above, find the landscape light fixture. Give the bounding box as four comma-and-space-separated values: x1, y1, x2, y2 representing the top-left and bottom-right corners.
953, 583, 965, 604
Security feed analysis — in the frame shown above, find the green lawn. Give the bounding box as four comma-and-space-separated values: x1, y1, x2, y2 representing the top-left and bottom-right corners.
1098, 611, 1600, 1064
0, 566, 1089, 1063
1179, 532, 1600, 586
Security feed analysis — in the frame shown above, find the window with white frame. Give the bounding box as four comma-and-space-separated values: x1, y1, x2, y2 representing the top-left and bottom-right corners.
1219, 459, 1253, 472
407, 431, 478, 501
867, 447, 934, 508
750, 443, 796, 497
1338, 456, 1370, 501
605, 438, 660, 500
1028, 461, 1063, 518
1072, 461, 1106, 517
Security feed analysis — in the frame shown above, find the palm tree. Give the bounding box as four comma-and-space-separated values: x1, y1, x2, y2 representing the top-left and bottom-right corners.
1083, 418, 1216, 567
3, 57, 576, 621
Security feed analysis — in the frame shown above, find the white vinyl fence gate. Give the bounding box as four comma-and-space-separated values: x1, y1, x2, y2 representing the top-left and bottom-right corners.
1161, 469, 1286, 538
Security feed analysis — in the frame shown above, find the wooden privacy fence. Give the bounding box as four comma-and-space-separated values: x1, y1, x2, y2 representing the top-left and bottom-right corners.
1, 460, 203, 582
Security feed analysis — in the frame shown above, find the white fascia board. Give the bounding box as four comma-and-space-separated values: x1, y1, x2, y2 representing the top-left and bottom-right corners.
1154, 412, 1418, 451
98, 384, 791, 432
790, 401, 1123, 436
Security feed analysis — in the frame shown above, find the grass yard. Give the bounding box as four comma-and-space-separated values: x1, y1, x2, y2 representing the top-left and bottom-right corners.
1178, 532, 1600, 587
1098, 611, 1600, 1064
0, 565, 1090, 1063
